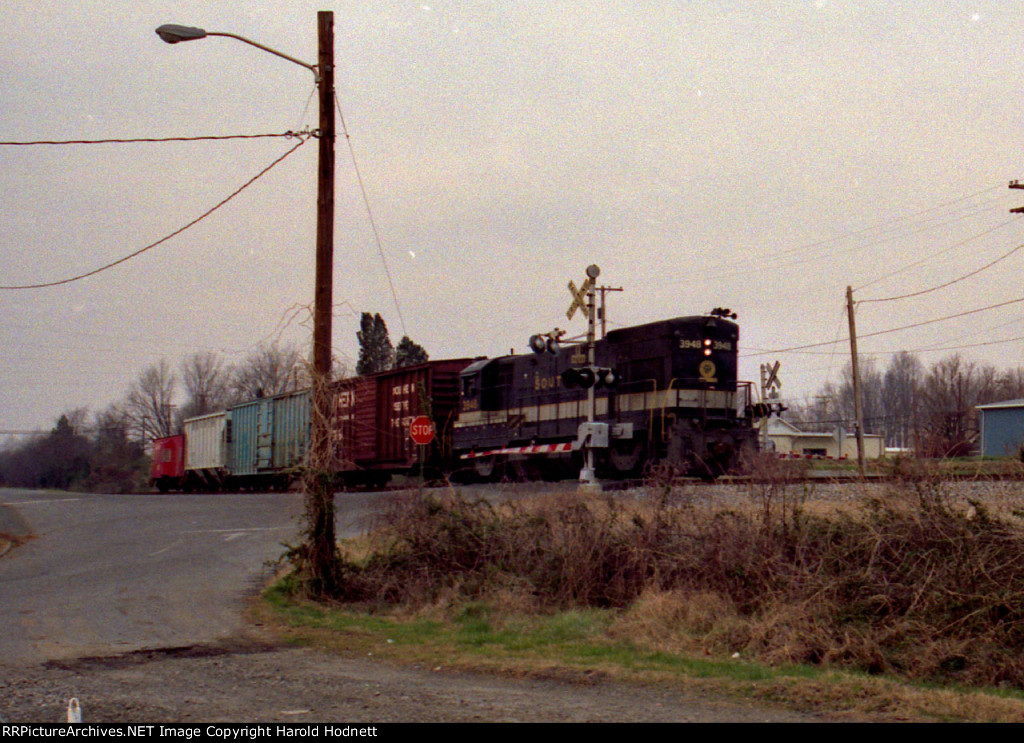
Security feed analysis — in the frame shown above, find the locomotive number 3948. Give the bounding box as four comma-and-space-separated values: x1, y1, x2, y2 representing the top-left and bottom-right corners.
679, 339, 732, 351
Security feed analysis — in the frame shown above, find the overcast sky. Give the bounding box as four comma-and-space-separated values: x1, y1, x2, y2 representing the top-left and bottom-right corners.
3, 0, 1024, 433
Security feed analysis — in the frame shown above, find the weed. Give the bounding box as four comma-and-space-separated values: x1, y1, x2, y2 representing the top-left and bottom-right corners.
315, 465, 1024, 691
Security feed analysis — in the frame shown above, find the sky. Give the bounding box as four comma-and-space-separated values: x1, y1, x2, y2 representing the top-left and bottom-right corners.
3, 0, 1024, 434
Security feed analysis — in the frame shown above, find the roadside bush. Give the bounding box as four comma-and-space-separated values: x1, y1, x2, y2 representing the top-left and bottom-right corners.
326, 471, 1024, 689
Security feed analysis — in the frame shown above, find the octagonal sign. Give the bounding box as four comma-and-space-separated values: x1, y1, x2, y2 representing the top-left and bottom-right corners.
409, 415, 435, 445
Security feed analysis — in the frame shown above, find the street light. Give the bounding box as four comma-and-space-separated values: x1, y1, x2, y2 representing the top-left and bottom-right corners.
157, 12, 338, 594
155, 24, 319, 78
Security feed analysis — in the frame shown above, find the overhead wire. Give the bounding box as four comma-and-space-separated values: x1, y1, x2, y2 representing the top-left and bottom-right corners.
743, 295, 1024, 358
0, 135, 312, 290
741, 186, 1023, 362
766, 183, 1006, 262
0, 132, 304, 146
854, 219, 1021, 296
646, 183, 1009, 290
334, 93, 407, 337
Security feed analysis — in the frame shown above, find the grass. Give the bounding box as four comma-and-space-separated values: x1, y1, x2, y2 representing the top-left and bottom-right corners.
264, 458, 1024, 721
258, 580, 1024, 722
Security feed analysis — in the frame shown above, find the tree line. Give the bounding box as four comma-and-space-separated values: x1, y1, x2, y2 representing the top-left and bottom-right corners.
787, 351, 1024, 457
0, 313, 426, 491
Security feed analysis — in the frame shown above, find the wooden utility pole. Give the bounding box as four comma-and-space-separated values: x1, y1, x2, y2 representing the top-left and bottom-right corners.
155, 13, 339, 595
313, 11, 335, 381
307, 10, 338, 595
846, 286, 866, 475
1009, 180, 1024, 212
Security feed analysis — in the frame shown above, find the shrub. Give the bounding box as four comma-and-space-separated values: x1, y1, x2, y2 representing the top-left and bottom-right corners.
325, 472, 1024, 689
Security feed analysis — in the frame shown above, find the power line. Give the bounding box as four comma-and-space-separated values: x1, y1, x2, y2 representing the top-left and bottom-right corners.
854, 219, 1021, 295
860, 296, 1024, 340
334, 94, 407, 337
648, 184, 1009, 290
744, 295, 1024, 358
858, 240, 1024, 304
0, 136, 311, 290
0, 132, 305, 146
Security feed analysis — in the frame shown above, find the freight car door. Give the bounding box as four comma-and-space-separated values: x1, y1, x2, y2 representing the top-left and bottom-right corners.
256, 399, 274, 471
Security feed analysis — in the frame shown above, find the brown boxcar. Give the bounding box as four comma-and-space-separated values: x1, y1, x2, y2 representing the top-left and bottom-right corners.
331, 359, 473, 487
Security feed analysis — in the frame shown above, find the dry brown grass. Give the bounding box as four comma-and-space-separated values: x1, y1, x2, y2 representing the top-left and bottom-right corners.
305, 458, 1024, 691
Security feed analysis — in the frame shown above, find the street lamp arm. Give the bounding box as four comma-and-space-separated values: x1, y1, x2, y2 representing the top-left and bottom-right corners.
206, 31, 319, 79
155, 24, 319, 81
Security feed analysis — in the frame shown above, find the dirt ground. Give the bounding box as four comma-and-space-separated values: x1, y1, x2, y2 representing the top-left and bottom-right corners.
0, 636, 821, 723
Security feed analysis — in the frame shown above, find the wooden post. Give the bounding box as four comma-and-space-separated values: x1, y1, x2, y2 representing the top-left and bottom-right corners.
307, 10, 338, 595
846, 286, 866, 476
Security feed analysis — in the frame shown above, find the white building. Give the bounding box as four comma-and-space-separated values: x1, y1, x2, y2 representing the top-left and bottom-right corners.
762, 417, 884, 460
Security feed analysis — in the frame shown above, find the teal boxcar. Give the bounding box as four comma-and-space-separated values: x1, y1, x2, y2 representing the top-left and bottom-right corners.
228, 388, 310, 490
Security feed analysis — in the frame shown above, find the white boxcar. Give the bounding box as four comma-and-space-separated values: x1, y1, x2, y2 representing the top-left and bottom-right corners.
183, 411, 229, 490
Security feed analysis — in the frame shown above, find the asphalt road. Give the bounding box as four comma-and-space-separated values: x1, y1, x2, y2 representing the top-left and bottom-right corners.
0, 488, 378, 666
0, 486, 823, 723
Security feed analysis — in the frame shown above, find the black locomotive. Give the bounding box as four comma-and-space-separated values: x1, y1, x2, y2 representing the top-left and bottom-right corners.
453, 311, 758, 480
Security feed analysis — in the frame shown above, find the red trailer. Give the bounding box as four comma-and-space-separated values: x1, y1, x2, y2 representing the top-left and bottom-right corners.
331, 359, 473, 487
150, 434, 185, 493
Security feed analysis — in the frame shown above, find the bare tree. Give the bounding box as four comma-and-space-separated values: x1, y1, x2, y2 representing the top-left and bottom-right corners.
996, 367, 1024, 401
827, 358, 885, 436
59, 407, 91, 435
229, 342, 303, 401
917, 355, 981, 457
881, 351, 922, 449
123, 359, 177, 443
178, 351, 229, 423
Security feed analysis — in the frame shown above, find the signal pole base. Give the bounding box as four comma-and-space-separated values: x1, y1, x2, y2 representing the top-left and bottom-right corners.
578, 467, 601, 494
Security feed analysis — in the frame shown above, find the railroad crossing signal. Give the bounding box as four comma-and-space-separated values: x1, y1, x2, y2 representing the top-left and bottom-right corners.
566, 277, 593, 321
763, 361, 782, 392
561, 366, 618, 389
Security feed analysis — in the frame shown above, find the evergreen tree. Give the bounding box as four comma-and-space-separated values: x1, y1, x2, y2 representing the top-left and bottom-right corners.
356, 313, 395, 375
395, 335, 429, 368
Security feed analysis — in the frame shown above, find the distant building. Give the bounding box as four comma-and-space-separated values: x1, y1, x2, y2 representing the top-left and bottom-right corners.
764, 417, 884, 460
976, 399, 1024, 458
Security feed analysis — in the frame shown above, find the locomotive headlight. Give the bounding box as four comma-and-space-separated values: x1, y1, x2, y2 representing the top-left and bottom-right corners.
703, 339, 712, 356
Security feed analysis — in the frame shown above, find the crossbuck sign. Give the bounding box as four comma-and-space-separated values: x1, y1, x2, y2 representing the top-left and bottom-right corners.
566, 277, 593, 321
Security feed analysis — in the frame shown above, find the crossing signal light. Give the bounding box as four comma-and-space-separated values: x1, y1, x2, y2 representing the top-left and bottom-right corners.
560, 366, 618, 389
528, 331, 562, 355
598, 367, 618, 387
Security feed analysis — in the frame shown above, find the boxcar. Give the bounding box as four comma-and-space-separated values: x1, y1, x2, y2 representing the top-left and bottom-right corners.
182, 411, 229, 491
331, 359, 473, 487
228, 388, 310, 491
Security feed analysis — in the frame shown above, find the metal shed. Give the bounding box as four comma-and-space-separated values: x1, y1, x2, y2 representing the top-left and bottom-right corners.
977, 399, 1024, 458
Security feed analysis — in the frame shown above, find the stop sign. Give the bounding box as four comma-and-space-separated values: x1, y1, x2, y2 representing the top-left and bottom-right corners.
409, 415, 435, 445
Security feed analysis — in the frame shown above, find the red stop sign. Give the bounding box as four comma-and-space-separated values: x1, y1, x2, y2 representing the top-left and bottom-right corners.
409, 415, 435, 445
